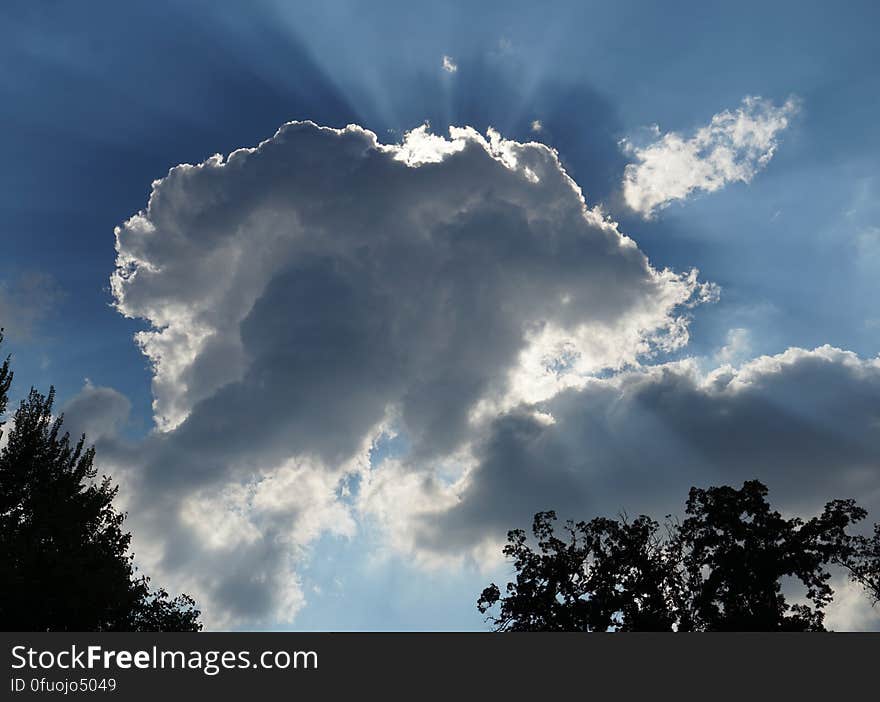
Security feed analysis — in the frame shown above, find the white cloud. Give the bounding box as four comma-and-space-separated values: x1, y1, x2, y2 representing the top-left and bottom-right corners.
530, 120, 543, 133
441, 55, 457, 73
108, 120, 710, 626
620, 96, 799, 217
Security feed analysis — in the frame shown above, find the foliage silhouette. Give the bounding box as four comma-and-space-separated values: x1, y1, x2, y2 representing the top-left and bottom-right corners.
0, 330, 201, 631
479, 480, 878, 631
477, 512, 687, 631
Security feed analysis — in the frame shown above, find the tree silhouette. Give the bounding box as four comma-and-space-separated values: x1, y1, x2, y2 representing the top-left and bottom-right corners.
0, 330, 201, 631
479, 480, 876, 631
477, 512, 687, 631
679, 481, 864, 631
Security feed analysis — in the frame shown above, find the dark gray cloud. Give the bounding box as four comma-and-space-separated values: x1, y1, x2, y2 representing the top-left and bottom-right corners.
382, 346, 880, 559
62, 382, 131, 443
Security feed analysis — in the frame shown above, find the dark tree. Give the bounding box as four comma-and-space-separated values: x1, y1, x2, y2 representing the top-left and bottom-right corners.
679, 480, 865, 631
479, 480, 872, 631
477, 512, 687, 631
0, 331, 201, 631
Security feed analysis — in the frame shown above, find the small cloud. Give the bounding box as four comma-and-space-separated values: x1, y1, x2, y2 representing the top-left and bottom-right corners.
441, 55, 457, 73
620, 96, 799, 218
530, 120, 543, 133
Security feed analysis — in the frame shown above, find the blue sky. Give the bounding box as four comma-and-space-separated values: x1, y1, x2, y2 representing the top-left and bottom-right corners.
2, 0, 879, 630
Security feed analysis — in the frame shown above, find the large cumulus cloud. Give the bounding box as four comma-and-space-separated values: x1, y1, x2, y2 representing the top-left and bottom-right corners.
113, 122, 708, 437
105, 121, 710, 626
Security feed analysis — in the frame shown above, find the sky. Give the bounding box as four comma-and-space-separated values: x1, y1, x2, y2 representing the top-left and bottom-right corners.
1, 0, 879, 630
